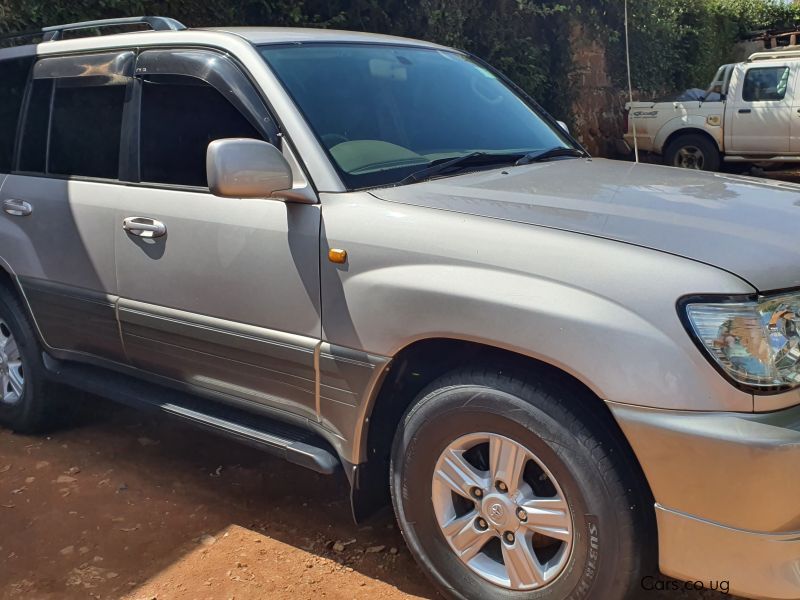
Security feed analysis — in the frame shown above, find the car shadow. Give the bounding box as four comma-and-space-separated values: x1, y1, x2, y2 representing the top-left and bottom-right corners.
0, 394, 435, 599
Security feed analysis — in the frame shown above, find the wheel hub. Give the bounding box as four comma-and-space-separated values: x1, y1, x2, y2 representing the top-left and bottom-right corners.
432, 432, 574, 591
481, 494, 517, 532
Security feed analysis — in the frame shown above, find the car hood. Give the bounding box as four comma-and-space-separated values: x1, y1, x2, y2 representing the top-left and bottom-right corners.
370, 158, 800, 292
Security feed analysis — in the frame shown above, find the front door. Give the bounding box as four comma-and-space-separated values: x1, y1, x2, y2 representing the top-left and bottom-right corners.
727, 64, 793, 154
114, 49, 321, 420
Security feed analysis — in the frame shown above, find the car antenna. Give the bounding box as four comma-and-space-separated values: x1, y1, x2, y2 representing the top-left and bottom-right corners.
624, 0, 640, 164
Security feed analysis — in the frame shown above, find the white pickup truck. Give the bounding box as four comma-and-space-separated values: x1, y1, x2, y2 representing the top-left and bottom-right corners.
623, 50, 800, 170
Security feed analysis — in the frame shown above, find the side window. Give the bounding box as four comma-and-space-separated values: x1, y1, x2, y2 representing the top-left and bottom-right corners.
0, 56, 33, 172
139, 75, 263, 187
18, 79, 51, 173
742, 67, 790, 102
49, 83, 126, 179
17, 52, 131, 179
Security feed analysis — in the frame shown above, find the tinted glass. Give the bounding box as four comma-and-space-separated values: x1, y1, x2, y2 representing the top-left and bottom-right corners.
742, 67, 790, 102
0, 57, 32, 172
140, 76, 262, 187
260, 44, 571, 189
18, 79, 52, 173
49, 83, 125, 178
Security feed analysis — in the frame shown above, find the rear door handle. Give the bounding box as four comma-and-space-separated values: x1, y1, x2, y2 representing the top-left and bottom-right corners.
122, 217, 166, 238
738, 108, 752, 114
2, 199, 32, 217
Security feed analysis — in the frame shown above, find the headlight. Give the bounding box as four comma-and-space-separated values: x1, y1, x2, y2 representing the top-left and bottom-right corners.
684, 292, 800, 391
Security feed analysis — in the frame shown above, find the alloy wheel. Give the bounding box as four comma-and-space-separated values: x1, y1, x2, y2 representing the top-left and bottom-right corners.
431, 432, 573, 590
0, 319, 24, 405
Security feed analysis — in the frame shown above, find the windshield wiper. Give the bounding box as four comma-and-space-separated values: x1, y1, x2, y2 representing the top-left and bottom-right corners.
397, 151, 523, 186
515, 147, 587, 166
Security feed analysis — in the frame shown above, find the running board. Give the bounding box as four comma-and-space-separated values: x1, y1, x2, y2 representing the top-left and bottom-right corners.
42, 354, 340, 475
724, 155, 800, 162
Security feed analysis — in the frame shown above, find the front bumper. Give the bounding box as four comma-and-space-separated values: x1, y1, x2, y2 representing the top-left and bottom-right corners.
609, 402, 800, 600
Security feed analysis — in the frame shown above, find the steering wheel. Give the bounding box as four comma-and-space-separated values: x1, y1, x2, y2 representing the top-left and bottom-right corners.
322, 133, 350, 148
471, 76, 504, 106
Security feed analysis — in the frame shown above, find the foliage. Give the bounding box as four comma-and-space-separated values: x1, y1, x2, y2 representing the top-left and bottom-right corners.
1, 1, 799, 117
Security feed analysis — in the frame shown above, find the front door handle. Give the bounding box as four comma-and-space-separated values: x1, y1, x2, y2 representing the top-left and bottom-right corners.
122, 217, 167, 238
738, 108, 752, 114
2, 199, 32, 217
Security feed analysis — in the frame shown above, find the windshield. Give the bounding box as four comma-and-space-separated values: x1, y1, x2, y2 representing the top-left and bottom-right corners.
259, 43, 574, 189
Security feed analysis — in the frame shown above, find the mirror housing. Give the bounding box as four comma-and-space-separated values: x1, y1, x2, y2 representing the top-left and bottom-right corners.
557, 120, 570, 134
207, 138, 292, 199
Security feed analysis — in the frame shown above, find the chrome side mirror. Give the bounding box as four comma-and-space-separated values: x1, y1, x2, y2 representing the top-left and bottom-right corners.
206, 138, 292, 199
557, 120, 570, 134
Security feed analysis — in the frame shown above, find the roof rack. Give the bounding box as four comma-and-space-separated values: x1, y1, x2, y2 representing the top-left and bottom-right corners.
748, 49, 800, 62
0, 16, 186, 45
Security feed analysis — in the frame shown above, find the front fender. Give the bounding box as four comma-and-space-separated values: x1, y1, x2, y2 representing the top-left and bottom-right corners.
320, 192, 755, 463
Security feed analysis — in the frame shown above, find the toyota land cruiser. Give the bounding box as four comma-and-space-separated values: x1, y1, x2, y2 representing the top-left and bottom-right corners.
0, 16, 799, 600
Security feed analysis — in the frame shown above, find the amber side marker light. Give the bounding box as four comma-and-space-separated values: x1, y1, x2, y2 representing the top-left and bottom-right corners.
328, 248, 348, 264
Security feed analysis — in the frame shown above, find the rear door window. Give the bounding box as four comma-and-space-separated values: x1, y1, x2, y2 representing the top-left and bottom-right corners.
49, 83, 126, 179
16, 51, 132, 179
0, 56, 33, 172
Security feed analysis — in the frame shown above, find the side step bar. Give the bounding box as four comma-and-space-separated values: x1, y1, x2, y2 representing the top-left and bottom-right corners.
42, 355, 340, 475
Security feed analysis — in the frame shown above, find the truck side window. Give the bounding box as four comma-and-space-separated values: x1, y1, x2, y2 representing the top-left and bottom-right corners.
742, 67, 790, 102
0, 57, 33, 172
139, 75, 263, 188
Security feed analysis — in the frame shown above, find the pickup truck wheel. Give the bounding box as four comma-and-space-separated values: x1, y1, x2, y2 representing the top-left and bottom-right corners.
0, 285, 63, 433
390, 367, 653, 600
664, 134, 720, 171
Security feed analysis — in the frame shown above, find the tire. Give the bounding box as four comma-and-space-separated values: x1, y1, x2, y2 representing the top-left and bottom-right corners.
0, 283, 62, 433
390, 366, 654, 600
663, 133, 720, 171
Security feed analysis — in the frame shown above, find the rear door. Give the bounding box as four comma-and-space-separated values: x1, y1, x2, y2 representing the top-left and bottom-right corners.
0, 52, 132, 361
726, 63, 793, 154
113, 49, 322, 420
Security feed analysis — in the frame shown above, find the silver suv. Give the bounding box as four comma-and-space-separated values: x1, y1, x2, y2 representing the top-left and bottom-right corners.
0, 16, 798, 600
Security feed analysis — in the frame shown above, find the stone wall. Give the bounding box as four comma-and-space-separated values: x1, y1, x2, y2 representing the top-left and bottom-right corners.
568, 23, 628, 158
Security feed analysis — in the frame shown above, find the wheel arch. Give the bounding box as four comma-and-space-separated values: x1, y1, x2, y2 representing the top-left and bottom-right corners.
659, 127, 721, 157
350, 337, 655, 523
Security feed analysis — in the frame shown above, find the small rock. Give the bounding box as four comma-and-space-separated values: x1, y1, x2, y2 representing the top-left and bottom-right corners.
365, 545, 385, 554
106, 572, 118, 579
116, 483, 128, 493
332, 541, 346, 553
55, 475, 76, 484
92, 556, 103, 563
10, 486, 26, 494
0, 465, 10, 473
389, 547, 398, 555
199, 534, 216, 546
35, 461, 49, 470
119, 525, 140, 532
60, 545, 75, 556
66, 467, 81, 475
24, 477, 35, 484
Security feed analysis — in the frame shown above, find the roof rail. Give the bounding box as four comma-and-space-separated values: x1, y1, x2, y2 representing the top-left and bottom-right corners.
749, 49, 800, 61
0, 16, 186, 45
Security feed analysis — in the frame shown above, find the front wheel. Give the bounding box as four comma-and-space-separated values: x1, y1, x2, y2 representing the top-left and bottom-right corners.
663, 134, 720, 171
390, 367, 654, 600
